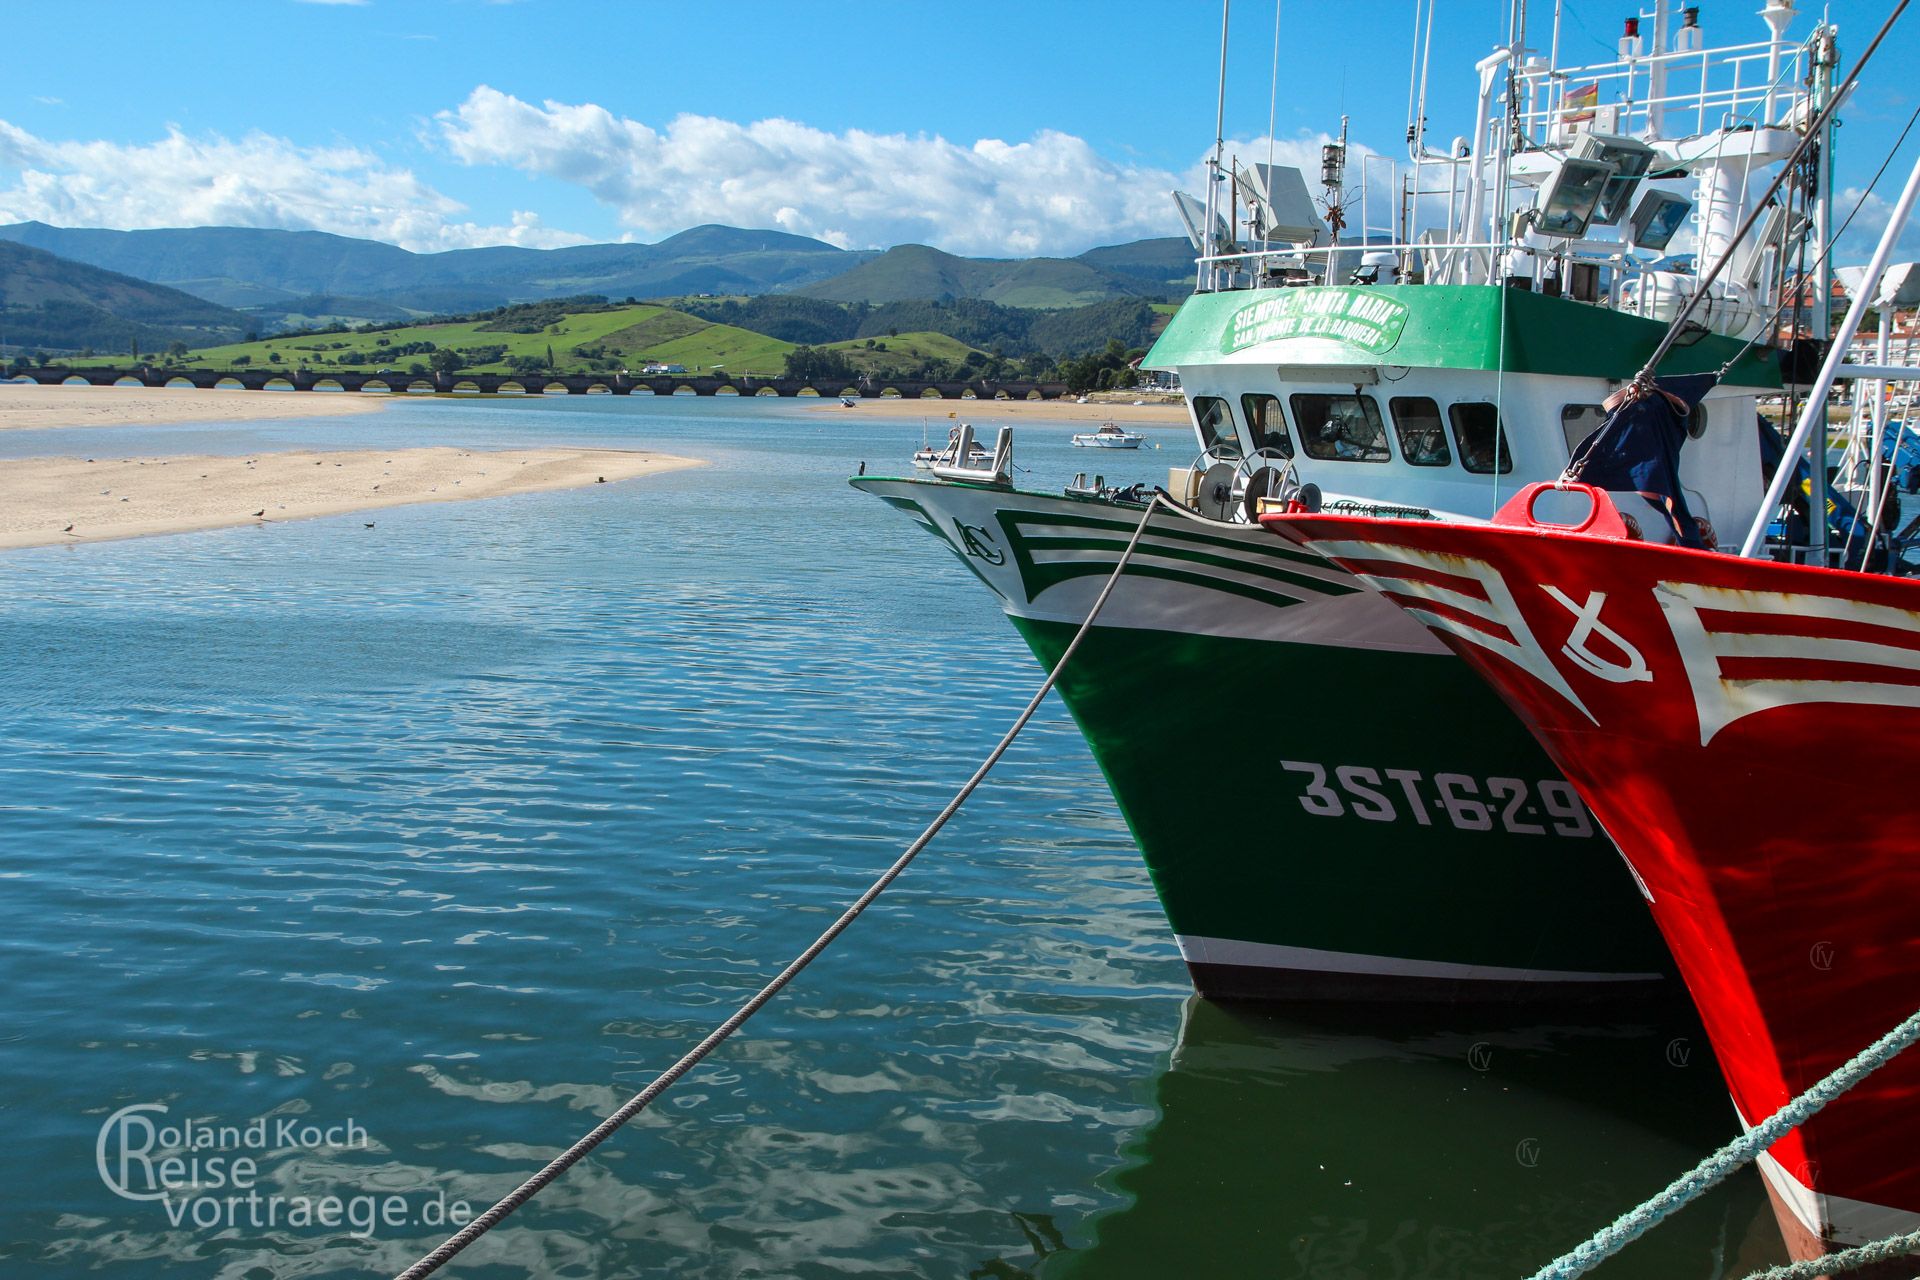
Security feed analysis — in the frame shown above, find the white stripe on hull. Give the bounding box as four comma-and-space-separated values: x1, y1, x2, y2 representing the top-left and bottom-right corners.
861, 479, 1451, 653
1753, 1147, 1920, 1249
1174, 934, 1665, 984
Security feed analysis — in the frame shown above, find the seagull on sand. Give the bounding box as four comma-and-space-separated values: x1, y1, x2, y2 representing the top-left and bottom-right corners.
251, 509, 265, 518
63, 524, 74, 534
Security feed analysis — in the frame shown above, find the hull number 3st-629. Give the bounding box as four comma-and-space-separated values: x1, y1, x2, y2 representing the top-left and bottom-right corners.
1278, 761, 1596, 837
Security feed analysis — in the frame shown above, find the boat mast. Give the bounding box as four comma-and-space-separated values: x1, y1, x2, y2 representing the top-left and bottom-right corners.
1808, 23, 1840, 562
1202, 0, 1232, 293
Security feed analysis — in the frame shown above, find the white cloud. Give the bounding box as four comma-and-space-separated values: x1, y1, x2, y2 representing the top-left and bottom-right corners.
435, 87, 1186, 256
1834, 185, 1920, 265
0, 119, 588, 251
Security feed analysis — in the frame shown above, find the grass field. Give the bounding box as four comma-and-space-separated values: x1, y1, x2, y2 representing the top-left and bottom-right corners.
818, 331, 981, 373
174, 304, 798, 376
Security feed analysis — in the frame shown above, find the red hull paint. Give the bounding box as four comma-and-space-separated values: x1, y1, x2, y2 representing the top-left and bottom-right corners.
1263, 507, 1920, 1252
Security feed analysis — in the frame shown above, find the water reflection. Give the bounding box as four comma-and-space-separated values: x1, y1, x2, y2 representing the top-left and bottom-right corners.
1021, 997, 1788, 1279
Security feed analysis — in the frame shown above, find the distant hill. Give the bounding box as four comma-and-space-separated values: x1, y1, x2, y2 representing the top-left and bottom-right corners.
793, 242, 1175, 308
0, 222, 877, 330
1076, 237, 1195, 292
0, 240, 251, 352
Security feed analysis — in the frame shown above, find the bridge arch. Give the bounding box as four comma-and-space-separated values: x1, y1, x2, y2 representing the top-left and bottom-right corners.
542, 382, 570, 395
163, 376, 197, 389
496, 380, 527, 396
360, 379, 392, 393
61, 375, 90, 386
406, 380, 436, 395
670, 385, 697, 396
919, 387, 946, 399
714, 384, 741, 396
312, 378, 345, 392
112, 375, 145, 387
586, 383, 612, 395
754, 386, 781, 396
214, 377, 246, 390
451, 380, 482, 396
263, 377, 296, 391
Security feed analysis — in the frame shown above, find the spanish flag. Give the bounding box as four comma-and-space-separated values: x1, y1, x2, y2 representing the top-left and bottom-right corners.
1562, 82, 1599, 126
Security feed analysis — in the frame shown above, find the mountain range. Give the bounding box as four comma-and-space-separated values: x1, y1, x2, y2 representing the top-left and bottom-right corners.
0, 240, 251, 353
0, 222, 1195, 334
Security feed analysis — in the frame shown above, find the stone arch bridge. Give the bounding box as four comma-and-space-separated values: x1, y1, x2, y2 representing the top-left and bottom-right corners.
14, 367, 1072, 401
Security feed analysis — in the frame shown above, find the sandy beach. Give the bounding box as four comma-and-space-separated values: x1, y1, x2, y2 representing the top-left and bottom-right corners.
808, 395, 1190, 427
1, 447, 703, 550
0, 383, 389, 430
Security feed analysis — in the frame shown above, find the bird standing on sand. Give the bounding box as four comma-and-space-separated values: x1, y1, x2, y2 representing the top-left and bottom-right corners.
63, 524, 74, 534
251, 509, 265, 518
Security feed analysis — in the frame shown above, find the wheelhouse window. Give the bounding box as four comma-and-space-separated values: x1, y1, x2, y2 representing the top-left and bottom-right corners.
1561, 404, 1607, 458
1290, 393, 1390, 462
1192, 396, 1241, 458
1389, 396, 1452, 467
1240, 394, 1293, 457
1449, 402, 1514, 474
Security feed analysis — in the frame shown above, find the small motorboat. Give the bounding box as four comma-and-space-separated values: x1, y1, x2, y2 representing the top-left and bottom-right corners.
1071, 422, 1146, 449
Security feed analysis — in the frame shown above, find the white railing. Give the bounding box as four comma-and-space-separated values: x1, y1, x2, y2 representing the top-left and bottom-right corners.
1516, 39, 1806, 144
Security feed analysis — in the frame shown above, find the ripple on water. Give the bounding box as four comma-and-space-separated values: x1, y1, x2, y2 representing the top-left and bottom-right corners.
0, 400, 1776, 1278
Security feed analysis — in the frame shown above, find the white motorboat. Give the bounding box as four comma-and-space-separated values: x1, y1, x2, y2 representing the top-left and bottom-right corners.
1071, 422, 1146, 449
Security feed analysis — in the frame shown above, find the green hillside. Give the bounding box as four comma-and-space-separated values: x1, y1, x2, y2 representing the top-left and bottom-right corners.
796, 243, 1166, 308
817, 331, 982, 373
0, 240, 251, 353
175, 302, 794, 376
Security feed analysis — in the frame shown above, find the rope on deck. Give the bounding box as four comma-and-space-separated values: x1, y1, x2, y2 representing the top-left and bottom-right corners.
1528, 1006, 1920, 1280
391, 493, 1170, 1280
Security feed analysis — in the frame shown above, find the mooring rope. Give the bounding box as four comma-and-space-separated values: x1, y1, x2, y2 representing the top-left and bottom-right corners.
392, 493, 1170, 1280
1739, 1227, 1920, 1280
1528, 1005, 1920, 1280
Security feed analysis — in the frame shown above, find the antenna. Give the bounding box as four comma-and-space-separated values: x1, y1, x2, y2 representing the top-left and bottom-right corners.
1173, 190, 1232, 255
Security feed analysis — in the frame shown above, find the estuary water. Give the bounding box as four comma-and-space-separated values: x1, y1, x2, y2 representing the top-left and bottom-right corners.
0, 395, 1784, 1278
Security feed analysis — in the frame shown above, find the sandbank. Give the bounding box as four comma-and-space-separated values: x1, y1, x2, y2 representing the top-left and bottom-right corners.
0, 383, 389, 430
2, 446, 703, 550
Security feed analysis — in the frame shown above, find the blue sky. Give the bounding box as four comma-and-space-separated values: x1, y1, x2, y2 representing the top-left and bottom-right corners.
1, 0, 1914, 258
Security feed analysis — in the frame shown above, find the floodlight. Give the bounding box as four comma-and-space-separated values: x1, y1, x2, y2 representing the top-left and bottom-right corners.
1629, 190, 1692, 251
1537, 157, 1617, 238
1577, 133, 1656, 224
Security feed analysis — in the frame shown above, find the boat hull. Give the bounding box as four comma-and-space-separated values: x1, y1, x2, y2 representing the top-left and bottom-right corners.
1265, 510, 1920, 1253
854, 476, 1674, 1004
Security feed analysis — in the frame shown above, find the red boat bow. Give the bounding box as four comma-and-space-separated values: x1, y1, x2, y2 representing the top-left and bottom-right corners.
1263, 488, 1920, 1261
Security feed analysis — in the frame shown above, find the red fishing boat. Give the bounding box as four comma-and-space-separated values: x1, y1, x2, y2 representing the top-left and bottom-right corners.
1261, 481, 1920, 1262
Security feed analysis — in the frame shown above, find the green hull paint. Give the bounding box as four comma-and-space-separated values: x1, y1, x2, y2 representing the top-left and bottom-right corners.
1010, 615, 1675, 983
1144, 284, 1782, 387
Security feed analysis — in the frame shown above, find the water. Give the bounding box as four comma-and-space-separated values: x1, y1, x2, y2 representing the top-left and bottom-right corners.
0, 395, 1783, 1277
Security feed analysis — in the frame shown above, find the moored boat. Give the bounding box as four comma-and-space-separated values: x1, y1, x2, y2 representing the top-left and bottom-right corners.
1261, 25, 1920, 1252
1070, 422, 1145, 449
856, 0, 1830, 1005
1265, 480, 1920, 1260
